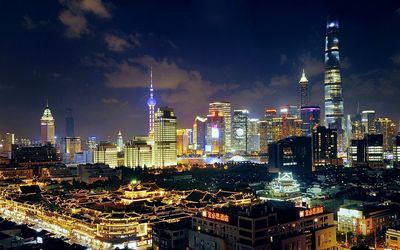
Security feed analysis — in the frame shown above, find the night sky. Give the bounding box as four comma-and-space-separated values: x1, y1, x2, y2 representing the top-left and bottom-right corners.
1, 1, 400, 141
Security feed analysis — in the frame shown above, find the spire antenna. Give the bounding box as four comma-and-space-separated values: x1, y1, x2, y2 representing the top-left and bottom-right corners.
150, 66, 153, 90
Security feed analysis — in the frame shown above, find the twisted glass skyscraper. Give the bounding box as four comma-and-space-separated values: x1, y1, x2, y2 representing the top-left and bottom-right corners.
324, 18, 345, 151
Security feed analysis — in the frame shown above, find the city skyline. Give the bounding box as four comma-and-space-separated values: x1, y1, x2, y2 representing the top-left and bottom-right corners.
1, 1, 400, 140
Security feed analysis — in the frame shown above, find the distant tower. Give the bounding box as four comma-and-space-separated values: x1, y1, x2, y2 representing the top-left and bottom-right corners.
147, 68, 157, 138
299, 69, 309, 107
65, 108, 74, 137
41, 101, 55, 145
324, 17, 345, 152
116, 130, 124, 152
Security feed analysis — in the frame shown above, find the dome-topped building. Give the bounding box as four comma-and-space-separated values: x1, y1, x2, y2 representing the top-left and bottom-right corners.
41, 102, 55, 145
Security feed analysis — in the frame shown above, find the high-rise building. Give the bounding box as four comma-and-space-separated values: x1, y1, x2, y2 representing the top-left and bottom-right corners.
147, 68, 157, 138
209, 102, 231, 152
124, 139, 153, 168
376, 117, 397, 152
232, 109, 249, 153
312, 126, 338, 169
324, 18, 345, 152
280, 107, 302, 139
116, 130, 124, 153
271, 117, 283, 142
65, 108, 74, 137
393, 135, 400, 169
193, 116, 207, 151
349, 134, 383, 168
154, 107, 177, 167
176, 128, 190, 156
361, 110, 376, 135
3, 133, 14, 158
206, 111, 225, 154
247, 118, 260, 152
268, 136, 312, 173
93, 143, 118, 168
299, 69, 309, 107
300, 106, 321, 136
350, 113, 363, 140
259, 120, 269, 154
40, 103, 55, 145
63, 137, 82, 163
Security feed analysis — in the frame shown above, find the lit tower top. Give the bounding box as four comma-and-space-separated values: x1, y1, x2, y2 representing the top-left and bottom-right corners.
147, 67, 157, 138
40, 101, 55, 145
299, 69, 309, 107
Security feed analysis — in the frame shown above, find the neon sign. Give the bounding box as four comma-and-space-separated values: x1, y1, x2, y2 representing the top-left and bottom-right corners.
299, 206, 324, 218
202, 210, 229, 223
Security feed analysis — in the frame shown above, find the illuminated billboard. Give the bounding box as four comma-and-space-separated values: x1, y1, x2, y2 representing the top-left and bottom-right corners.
211, 127, 219, 138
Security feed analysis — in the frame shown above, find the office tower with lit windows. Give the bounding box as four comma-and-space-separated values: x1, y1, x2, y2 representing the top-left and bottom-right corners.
232, 109, 249, 153
247, 118, 260, 152
361, 110, 376, 135
301, 106, 321, 136
349, 134, 383, 168
259, 120, 269, 154
271, 117, 283, 142
280, 106, 302, 139
176, 129, 190, 156
65, 108, 74, 137
350, 113, 363, 140
116, 131, 124, 153
154, 107, 177, 167
324, 18, 345, 152
124, 139, 153, 168
393, 135, 400, 168
299, 69, 309, 107
63, 137, 82, 163
93, 143, 118, 168
147, 68, 157, 138
206, 111, 225, 154
312, 126, 338, 168
376, 118, 397, 152
209, 102, 231, 152
264, 108, 277, 144
2, 133, 14, 159
193, 116, 207, 151
40, 103, 55, 145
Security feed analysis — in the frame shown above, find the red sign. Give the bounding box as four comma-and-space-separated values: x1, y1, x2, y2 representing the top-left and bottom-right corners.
202, 210, 229, 223
299, 206, 324, 218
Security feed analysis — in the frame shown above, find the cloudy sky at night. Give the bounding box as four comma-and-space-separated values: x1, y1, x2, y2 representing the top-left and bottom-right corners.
0, 0, 400, 141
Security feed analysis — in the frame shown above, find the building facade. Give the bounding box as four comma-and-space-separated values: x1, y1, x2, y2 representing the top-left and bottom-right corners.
301, 106, 321, 136
206, 111, 225, 154
154, 107, 177, 167
232, 109, 249, 153
40, 104, 55, 145
209, 102, 232, 152
299, 69, 309, 107
193, 116, 207, 152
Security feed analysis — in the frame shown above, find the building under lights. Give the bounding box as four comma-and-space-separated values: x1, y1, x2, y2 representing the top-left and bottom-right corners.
176, 128, 191, 156
324, 18, 345, 152
193, 116, 207, 152
209, 101, 232, 152
301, 106, 321, 136
312, 126, 339, 169
40, 103, 55, 145
232, 109, 249, 153
153, 107, 177, 167
349, 134, 384, 168
393, 135, 400, 168
206, 111, 225, 154
299, 69, 309, 107
116, 130, 124, 153
259, 109, 278, 154
93, 142, 118, 168
124, 139, 153, 168
147, 68, 157, 138
361, 110, 376, 134
247, 118, 260, 152
62, 137, 82, 163
376, 117, 397, 152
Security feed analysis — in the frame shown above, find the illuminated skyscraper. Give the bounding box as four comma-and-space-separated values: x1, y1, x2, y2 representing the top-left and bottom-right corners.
299, 69, 309, 107
147, 68, 157, 138
41, 102, 55, 145
206, 111, 225, 154
324, 18, 345, 151
193, 116, 207, 151
247, 118, 260, 152
154, 107, 177, 167
176, 129, 190, 156
93, 143, 118, 168
376, 117, 397, 152
116, 130, 124, 153
361, 110, 376, 135
300, 106, 321, 136
232, 109, 249, 153
209, 102, 231, 152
